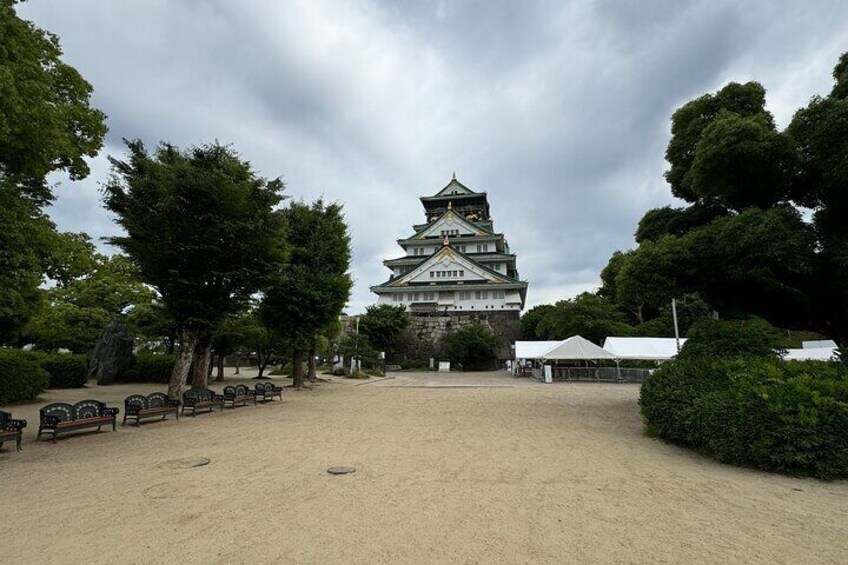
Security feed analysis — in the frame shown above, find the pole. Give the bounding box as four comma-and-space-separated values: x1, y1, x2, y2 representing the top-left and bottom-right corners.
672, 298, 681, 353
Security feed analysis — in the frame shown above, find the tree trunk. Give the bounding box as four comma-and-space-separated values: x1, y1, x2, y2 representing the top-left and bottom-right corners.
216, 354, 225, 381
167, 329, 197, 400
234, 355, 240, 375
308, 342, 317, 382
257, 350, 268, 378
191, 337, 212, 390
292, 349, 305, 388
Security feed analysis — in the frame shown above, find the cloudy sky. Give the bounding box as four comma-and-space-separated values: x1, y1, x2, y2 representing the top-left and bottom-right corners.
18, 0, 848, 314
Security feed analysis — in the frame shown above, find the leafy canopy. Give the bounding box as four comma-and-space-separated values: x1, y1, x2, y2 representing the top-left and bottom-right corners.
103, 140, 286, 333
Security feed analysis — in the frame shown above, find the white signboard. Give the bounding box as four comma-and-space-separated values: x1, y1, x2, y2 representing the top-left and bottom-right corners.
438, 361, 451, 373
543, 365, 552, 384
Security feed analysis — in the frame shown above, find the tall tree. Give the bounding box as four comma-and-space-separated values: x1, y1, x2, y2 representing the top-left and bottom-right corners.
260, 199, 352, 388
787, 52, 848, 345
535, 293, 633, 345
103, 140, 286, 398
358, 304, 409, 362
0, 1, 107, 341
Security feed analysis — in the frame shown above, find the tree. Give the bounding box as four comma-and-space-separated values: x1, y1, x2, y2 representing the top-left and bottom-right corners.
0, 0, 107, 202
443, 324, 500, 371
614, 238, 689, 324
259, 199, 352, 388
0, 2, 106, 341
665, 81, 770, 202
103, 140, 286, 398
787, 52, 848, 345
358, 304, 409, 362
24, 303, 110, 352
520, 304, 556, 340
535, 293, 633, 345
678, 317, 781, 360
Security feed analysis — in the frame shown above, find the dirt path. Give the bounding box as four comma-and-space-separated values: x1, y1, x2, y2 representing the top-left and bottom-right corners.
1, 372, 846, 564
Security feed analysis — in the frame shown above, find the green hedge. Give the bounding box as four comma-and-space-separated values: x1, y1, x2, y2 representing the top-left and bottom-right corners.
119, 354, 175, 383
41, 354, 89, 388
640, 357, 848, 479
0, 349, 49, 404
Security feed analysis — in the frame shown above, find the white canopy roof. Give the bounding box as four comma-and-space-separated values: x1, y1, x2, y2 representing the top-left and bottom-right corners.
542, 336, 616, 360
514, 341, 561, 360
602, 337, 685, 360
802, 340, 837, 349
783, 347, 839, 361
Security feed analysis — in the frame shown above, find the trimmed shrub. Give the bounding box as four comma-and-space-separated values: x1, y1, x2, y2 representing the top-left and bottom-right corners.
680, 317, 781, 359
41, 354, 89, 388
120, 354, 175, 383
443, 324, 500, 371
0, 349, 49, 403
640, 357, 848, 479
400, 359, 428, 370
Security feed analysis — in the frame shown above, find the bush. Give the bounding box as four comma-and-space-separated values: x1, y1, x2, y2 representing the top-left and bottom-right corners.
640, 356, 848, 479
443, 324, 500, 371
120, 354, 175, 383
0, 349, 49, 403
400, 358, 428, 370
680, 317, 781, 359
41, 354, 89, 388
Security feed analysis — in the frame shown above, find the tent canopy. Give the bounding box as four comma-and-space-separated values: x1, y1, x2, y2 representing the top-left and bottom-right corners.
542, 335, 616, 361
514, 341, 561, 360
783, 347, 839, 361
602, 337, 685, 360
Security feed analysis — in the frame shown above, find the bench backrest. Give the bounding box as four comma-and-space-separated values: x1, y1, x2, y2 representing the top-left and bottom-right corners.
125, 394, 149, 410
222, 385, 236, 397
263, 382, 278, 390
73, 400, 105, 420
254, 383, 267, 394
41, 402, 75, 424
235, 384, 250, 396
0, 410, 9, 427
184, 388, 216, 403
147, 392, 168, 408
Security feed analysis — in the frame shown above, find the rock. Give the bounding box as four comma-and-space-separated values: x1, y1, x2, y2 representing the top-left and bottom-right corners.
88, 321, 134, 385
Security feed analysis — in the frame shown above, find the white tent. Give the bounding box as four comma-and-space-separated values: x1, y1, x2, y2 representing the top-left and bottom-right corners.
802, 340, 837, 349
602, 337, 685, 361
783, 347, 839, 361
514, 341, 561, 360
541, 336, 616, 360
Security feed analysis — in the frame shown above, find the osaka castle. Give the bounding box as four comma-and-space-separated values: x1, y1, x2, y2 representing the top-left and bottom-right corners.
371, 175, 528, 314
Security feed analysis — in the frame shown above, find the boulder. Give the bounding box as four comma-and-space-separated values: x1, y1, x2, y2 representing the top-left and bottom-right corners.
88, 321, 134, 385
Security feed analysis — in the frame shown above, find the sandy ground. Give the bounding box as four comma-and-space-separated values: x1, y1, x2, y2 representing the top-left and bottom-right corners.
1, 370, 847, 565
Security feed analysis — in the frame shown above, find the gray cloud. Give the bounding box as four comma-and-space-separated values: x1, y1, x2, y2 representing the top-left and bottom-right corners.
19, 0, 848, 313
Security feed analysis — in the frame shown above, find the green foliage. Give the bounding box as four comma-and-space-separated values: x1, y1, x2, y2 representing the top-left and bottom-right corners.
0, 2, 106, 343
119, 354, 176, 384
358, 304, 409, 360
40, 353, 88, 388
0, 0, 107, 202
400, 358, 428, 370
338, 333, 379, 370
520, 304, 555, 340
0, 349, 49, 403
679, 318, 781, 360
665, 81, 770, 202
640, 357, 848, 479
24, 303, 111, 353
535, 293, 632, 344
443, 324, 500, 371
259, 199, 352, 386
634, 293, 712, 337
635, 202, 730, 244
104, 140, 286, 334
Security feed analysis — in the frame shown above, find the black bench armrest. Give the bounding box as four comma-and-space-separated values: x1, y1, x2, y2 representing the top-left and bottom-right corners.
4, 418, 27, 431
103, 407, 120, 418
126, 404, 144, 416
165, 399, 181, 408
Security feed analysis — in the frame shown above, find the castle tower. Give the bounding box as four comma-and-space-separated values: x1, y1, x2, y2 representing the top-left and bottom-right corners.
370, 175, 528, 315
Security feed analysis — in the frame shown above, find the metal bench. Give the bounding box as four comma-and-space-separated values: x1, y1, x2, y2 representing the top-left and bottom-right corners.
123, 392, 180, 426
254, 382, 283, 402
37, 400, 119, 443
223, 384, 256, 409
0, 410, 27, 452
181, 388, 224, 417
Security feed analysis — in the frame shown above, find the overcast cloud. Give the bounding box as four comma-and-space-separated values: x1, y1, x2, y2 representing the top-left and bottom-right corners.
18, 0, 848, 313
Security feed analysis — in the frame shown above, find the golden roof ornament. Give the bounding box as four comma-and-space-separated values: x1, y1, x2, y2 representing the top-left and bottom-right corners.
442, 235, 450, 247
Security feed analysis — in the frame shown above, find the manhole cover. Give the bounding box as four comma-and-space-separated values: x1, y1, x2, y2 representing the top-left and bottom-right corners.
158, 457, 211, 470
327, 466, 356, 475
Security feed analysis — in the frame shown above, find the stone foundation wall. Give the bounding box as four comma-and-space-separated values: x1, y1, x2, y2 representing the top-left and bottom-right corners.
401, 310, 520, 362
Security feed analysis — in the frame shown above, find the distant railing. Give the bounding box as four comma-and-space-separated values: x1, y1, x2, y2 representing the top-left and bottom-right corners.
549, 367, 653, 383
